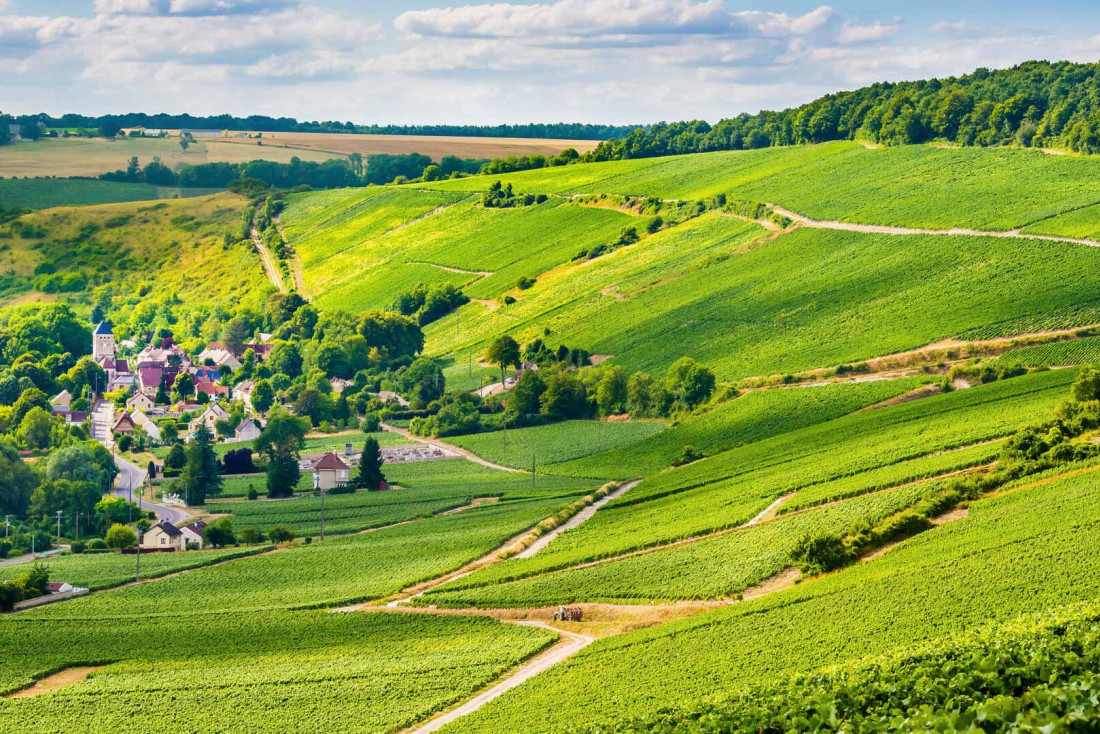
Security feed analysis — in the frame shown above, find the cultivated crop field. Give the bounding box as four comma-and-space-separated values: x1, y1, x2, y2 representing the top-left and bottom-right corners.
997, 335, 1100, 367
422, 141, 1100, 231
0, 546, 270, 591
447, 463, 1100, 732
212, 131, 600, 161
551, 378, 931, 478
0, 610, 555, 733
447, 370, 1072, 585
445, 420, 667, 472
0, 136, 338, 178
218, 458, 590, 536
0, 179, 219, 209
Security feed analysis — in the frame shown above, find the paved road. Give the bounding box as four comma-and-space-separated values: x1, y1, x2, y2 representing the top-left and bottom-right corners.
113, 453, 188, 525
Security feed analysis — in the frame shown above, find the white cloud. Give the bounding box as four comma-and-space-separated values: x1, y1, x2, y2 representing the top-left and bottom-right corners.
94, 0, 295, 16
838, 21, 899, 44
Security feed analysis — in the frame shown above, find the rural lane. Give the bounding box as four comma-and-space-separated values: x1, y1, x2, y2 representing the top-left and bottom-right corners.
251, 225, 287, 293
113, 454, 189, 525
769, 204, 1100, 248
407, 622, 595, 734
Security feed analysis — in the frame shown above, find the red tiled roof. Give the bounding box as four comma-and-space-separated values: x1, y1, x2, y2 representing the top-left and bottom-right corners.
313, 452, 349, 470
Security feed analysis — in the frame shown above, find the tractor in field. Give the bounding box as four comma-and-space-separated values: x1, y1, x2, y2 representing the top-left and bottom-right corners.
552, 606, 583, 622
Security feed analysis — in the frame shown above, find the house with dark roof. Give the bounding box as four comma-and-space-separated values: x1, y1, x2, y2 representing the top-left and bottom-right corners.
181, 521, 207, 549
313, 452, 351, 490
142, 521, 183, 550
112, 412, 137, 436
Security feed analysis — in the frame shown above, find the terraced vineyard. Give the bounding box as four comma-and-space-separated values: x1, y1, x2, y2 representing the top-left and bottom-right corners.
998, 335, 1100, 367
0, 611, 555, 733
219, 459, 593, 536
0, 546, 270, 591
448, 463, 1100, 732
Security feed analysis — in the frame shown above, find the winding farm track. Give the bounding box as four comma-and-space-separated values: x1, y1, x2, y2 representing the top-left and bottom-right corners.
769, 204, 1100, 248
251, 225, 287, 293
515, 480, 640, 559
406, 260, 494, 278
380, 423, 526, 473
406, 623, 595, 734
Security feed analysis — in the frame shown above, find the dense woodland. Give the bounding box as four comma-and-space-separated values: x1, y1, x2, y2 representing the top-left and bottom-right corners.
484, 60, 1100, 174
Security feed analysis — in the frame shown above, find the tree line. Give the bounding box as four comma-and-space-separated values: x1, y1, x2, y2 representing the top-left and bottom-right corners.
476, 59, 1100, 176
0, 112, 636, 145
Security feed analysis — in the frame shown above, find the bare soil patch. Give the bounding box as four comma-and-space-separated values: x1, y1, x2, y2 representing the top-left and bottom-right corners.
6, 666, 102, 699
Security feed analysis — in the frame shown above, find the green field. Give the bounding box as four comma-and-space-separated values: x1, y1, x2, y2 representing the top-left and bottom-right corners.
421, 141, 1100, 232
0, 546, 270, 591
550, 378, 931, 478
0, 611, 554, 733
219, 459, 596, 536
445, 420, 667, 473
998, 336, 1100, 367
443, 370, 1071, 588
0, 179, 220, 209
446, 460, 1100, 731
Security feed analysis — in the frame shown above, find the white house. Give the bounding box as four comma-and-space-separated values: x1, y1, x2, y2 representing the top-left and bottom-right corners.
234, 418, 262, 442
313, 452, 351, 491
127, 392, 155, 413
189, 403, 227, 435
197, 347, 242, 372
142, 521, 184, 550
232, 380, 256, 410
130, 409, 163, 443
180, 521, 206, 549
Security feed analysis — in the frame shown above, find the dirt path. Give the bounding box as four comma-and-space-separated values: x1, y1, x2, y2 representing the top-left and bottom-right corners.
251, 225, 287, 293
380, 423, 526, 474
406, 260, 494, 278
275, 217, 309, 297
407, 623, 594, 734
769, 204, 1100, 248
5, 666, 102, 699
515, 481, 639, 559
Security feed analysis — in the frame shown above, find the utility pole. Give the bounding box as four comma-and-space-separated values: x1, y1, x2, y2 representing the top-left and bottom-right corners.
315, 472, 324, 543
135, 530, 142, 582
532, 454, 536, 489
56, 511, 62, 549
4, 515, 9, 541
75, 512, 80, 542
128, 474, 133, 524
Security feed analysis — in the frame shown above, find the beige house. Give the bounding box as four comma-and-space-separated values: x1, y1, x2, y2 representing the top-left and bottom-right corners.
234, 418, 262, 442
51, 390, 72, 409
313, 452, 351, 491
127, 392, 155, 413
188, 403, 227, 435
142, 521, 184, 550
113, 412, 137, 436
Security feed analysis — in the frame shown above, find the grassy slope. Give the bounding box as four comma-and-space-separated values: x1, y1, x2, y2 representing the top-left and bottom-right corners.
446, 370, 1072, 588
429, 217, 1100, 380
0, 193, 269, 310
445, 420, 667, 472
552, 377, 931, 478
449, 465, 1100, 732
0, 611, 554, 733
423, 141, 1100, 231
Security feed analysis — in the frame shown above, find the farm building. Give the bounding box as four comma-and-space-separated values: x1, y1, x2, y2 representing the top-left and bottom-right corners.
179, 129, 222, 139
127, 392, 155, 413
142, 521, 183, 550
313, 452, 351, 491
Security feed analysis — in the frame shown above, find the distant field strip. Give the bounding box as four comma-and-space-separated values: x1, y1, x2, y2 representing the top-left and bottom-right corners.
998, 335, 1100, 367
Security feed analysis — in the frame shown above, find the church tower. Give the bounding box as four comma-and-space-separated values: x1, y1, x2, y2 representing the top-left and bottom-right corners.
93, 321, 115, 361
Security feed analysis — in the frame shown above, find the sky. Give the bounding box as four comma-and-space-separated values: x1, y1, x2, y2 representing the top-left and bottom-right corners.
2, 1, 1100, 125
